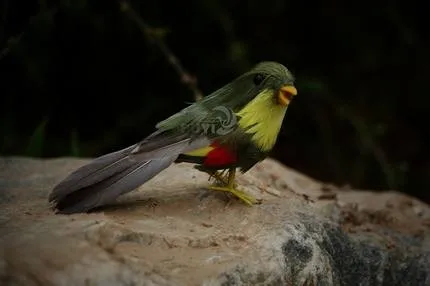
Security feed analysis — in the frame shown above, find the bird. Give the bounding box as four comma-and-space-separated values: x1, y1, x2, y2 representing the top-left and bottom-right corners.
49, 61, 298, 214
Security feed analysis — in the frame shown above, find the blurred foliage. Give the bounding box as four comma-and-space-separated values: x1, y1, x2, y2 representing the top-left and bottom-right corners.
1, 0, 429, 202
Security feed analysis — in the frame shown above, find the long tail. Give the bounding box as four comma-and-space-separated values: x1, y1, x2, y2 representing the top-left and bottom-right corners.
49, 133, 209, 214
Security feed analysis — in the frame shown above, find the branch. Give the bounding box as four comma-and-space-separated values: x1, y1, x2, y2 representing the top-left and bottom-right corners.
119, 0, 203, 101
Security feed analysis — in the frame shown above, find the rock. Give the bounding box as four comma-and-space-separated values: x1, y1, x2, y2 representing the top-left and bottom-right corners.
0, 157, 429, 286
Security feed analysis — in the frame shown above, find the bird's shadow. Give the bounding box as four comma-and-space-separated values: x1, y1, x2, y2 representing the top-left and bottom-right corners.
82, 187, 232, 214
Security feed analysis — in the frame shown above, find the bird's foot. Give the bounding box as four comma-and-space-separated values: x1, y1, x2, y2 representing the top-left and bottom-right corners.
208, 185, 259, 205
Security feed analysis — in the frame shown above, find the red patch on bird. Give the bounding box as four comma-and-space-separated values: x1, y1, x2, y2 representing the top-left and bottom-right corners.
204, 141, 237, 167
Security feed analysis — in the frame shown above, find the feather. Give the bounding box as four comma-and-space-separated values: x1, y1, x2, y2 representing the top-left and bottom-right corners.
52, 158, 174, 214
49, 132, 210, 214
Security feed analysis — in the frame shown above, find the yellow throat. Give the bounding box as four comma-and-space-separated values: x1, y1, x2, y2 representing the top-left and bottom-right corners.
236, 89, 288, 152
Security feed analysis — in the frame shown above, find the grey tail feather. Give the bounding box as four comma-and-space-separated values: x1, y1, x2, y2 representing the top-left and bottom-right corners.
48, 143, 177, 214
49, 135, 210, 214
50, 144, 138, 195
50, 155, 176, 214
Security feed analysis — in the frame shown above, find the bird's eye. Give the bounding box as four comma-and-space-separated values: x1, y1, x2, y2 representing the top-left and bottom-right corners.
253, 73, 265, 85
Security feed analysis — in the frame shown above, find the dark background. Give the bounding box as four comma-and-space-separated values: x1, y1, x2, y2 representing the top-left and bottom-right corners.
1, 0, 429, 202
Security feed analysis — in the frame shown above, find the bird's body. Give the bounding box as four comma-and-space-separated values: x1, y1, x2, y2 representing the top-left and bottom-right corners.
49, 62, 297, 213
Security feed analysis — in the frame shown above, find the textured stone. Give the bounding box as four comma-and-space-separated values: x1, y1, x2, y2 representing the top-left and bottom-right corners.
0, 157, 429, 285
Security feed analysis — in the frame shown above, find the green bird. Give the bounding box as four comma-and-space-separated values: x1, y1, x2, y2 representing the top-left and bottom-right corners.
49, 61, 297, 214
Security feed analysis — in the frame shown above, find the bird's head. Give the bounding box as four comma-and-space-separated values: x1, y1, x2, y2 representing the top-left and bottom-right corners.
200, 61, 297, 112
244, 61, 297, 107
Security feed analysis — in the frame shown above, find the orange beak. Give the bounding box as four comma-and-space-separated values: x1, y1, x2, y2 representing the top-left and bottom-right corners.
278, 85, 298, 106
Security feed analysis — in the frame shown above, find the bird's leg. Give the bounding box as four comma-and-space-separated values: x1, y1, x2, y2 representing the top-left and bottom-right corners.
208, 168, 258, 205
208, 169, 234, 186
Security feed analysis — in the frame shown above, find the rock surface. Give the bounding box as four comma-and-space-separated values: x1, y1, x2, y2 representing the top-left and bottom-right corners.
0, 157, 430, 286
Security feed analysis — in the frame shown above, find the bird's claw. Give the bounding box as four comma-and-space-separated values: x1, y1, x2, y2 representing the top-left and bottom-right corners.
208, 185, 259, 205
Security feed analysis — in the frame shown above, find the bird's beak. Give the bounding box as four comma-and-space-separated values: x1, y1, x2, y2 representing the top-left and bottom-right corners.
278, 85, 298, 106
